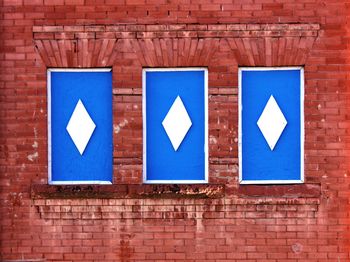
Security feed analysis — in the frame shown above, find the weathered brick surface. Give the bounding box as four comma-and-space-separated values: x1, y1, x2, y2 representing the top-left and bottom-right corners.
1, 0, 350, 261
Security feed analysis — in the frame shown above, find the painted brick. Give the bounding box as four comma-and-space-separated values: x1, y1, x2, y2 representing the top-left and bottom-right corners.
1, 0, 350, 262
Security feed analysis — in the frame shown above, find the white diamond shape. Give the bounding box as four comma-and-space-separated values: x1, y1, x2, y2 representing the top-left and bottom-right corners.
257, 95, 287, 150
162, 96, 192, 151
66, 99, 96, 155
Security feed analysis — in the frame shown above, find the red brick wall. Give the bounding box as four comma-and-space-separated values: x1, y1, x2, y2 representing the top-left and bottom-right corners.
1, 0, 350, 261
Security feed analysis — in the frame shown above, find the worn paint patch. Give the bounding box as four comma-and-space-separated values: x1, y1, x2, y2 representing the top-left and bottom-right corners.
27, 152, 38, 162
292, 243, 303, 254
32, 141, 38, 149
209, 135, 217, 144
114, 119, 129, 134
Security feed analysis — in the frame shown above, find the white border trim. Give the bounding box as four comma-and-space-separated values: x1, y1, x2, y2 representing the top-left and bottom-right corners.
142, 68, 209, 184
49, 181, 112, 185
238, 66, 304, 184
47, 70, 52, 183
47, 68, 112, 185
48, 68, 112, 72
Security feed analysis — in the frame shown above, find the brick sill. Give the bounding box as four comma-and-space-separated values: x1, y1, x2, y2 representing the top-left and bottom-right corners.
31, 184, 225, 199
31, 183, 321, 200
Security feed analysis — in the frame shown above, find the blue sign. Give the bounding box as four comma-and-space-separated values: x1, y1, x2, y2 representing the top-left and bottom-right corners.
50, 70, 112, 183
240, 68, 303, 183
144, 69, 207, 182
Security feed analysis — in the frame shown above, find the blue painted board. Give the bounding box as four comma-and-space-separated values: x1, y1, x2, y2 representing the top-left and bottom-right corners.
145, 70, 206, 181
50, 71, 112, 182
241, 69, 302, 182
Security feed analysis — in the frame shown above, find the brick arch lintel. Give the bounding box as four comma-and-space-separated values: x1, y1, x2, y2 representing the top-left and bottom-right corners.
33, 23, 320, 68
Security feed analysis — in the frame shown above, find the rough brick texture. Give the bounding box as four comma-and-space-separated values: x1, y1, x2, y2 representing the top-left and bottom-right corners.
1, 0, 350, 261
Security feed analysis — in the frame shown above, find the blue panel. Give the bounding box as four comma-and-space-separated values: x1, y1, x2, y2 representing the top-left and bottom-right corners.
241, 69, 301, 181
51, 71, 112, 182
146, 70, 206, 181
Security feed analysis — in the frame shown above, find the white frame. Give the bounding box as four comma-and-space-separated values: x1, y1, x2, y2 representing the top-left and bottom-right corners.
238, 67, 304, 184
142, 68, 209, 184
47, 68, 112, 185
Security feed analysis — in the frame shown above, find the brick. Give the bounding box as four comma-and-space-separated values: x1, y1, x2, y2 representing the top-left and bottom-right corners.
74, 32, 95, 39
43, 0, 64, 4
63, 25, 84, 32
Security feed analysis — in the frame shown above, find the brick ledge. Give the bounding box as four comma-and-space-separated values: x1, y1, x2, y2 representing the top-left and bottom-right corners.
33, 22, 320, 67
33, 23, 320, 39
31, 184, 225, 199
31, 183, 321, 201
